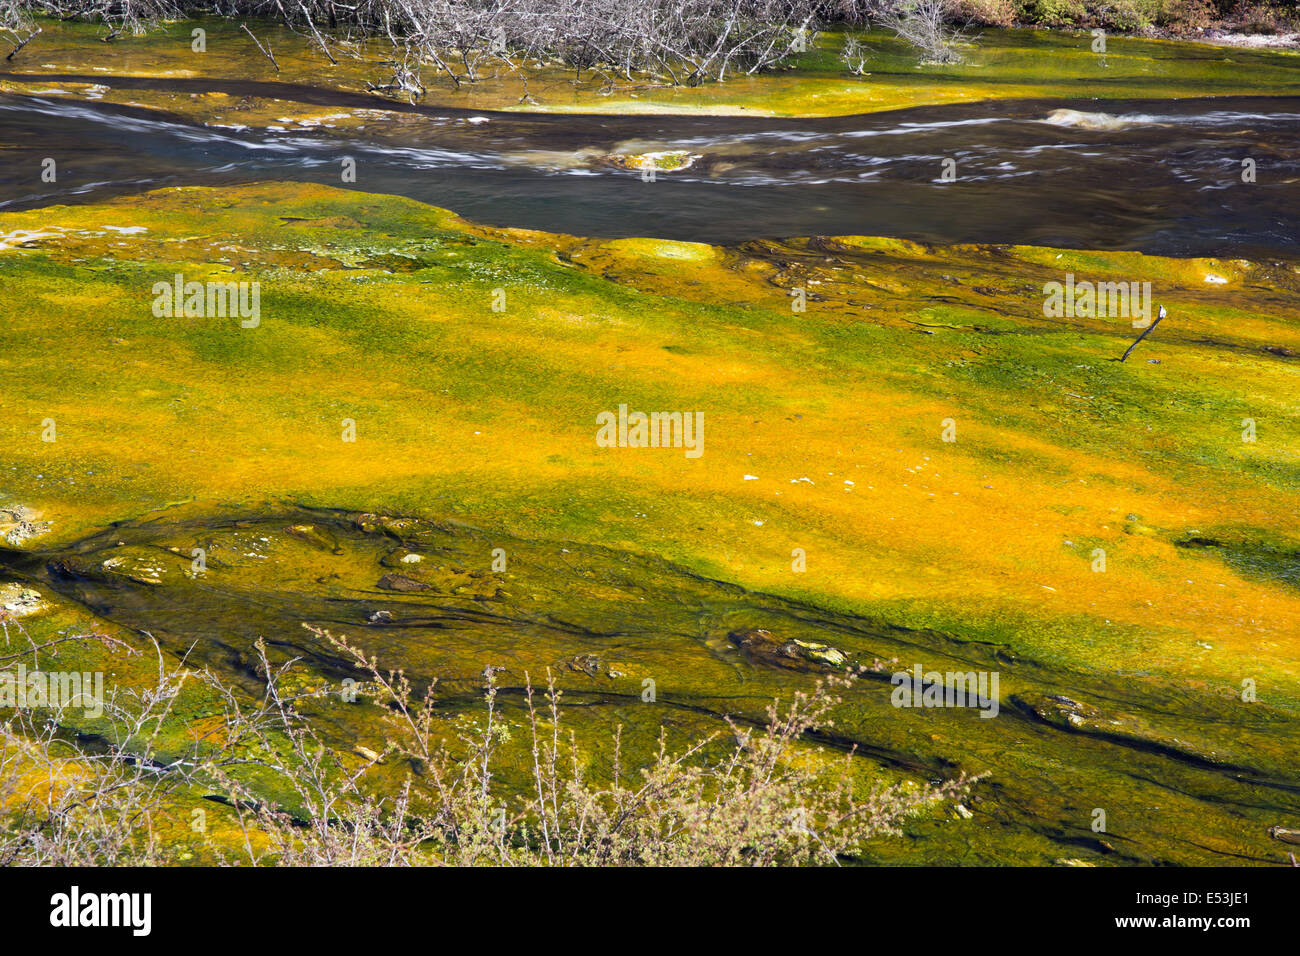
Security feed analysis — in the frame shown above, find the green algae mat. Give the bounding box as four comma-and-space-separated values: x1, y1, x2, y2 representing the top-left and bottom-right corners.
2, 181, 1299, 864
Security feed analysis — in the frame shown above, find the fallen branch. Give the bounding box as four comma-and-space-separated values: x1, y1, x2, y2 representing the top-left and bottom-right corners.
365, 61, 425, 102
241, 23, 280, 71
1120, 305, 1167, 362
297, 2, 338, 65
5, 27, 41, 62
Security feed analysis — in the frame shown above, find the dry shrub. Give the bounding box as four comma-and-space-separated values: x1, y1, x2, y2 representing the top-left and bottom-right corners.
1231, 0, 1294, 30
953, 0, 1018, 26
1158, 0, 1219, 30
0, 619, 195, 865
878, 0, 968, 62
1, 621, 976, 866
10, 1, 823, 88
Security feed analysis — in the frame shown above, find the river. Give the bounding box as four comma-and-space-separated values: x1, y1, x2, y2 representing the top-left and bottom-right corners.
2, 88, 1298, 256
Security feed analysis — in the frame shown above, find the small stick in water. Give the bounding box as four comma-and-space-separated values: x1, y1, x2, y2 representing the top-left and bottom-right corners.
6, 27, 41, 61
241, 23, 280, 71
1120, 304, 1167, 363
297, 2, 339, 65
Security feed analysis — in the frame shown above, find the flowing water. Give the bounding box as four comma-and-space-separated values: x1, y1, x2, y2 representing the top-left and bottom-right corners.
2, 88, 1298, 257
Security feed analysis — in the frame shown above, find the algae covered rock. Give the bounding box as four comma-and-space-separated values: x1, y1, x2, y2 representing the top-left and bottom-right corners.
353, 512, 429, 539
565, 653, 607, 677
606, 150, 700, 173
377, 572, 432, 592
0, 583, 47, 617
1268, 825, 1300, 846
728, 628, 848, 670
285, 523, 344, 554
0, 506, 51, 547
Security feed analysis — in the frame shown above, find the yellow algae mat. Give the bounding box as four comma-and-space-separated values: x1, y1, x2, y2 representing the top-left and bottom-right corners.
1, 182, 1299, 863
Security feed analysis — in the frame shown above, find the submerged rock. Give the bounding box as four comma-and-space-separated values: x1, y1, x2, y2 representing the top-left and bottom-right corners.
1017, 692, 1259, 775
1269, 825, 1300, 845
0, 506, 51, 547
98, 554, 166, 586
565, 653, 606, 677
789, 639, 848, 669
1027, 694, 1095, 729
285, 523, 344, 554
377, 572, 431, 592
606, 150, 700, 173
0, 583, 46, 617
353, 512, 428, 539
728, 628, 848, 670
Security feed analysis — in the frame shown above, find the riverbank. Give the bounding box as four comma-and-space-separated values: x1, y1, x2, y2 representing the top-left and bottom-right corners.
1198, 28, 1300, 47
1, 19, 1297, 120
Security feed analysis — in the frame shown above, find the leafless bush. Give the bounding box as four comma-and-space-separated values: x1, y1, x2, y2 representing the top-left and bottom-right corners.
0, 0, 31, 34
878, 0, 967, 62
26, 0, 180, 38
12, 1, 825, 90
842, 31, 872, 72
1, 621, 976, 866
217, 626, 977, 866
0, 622, 198, 865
